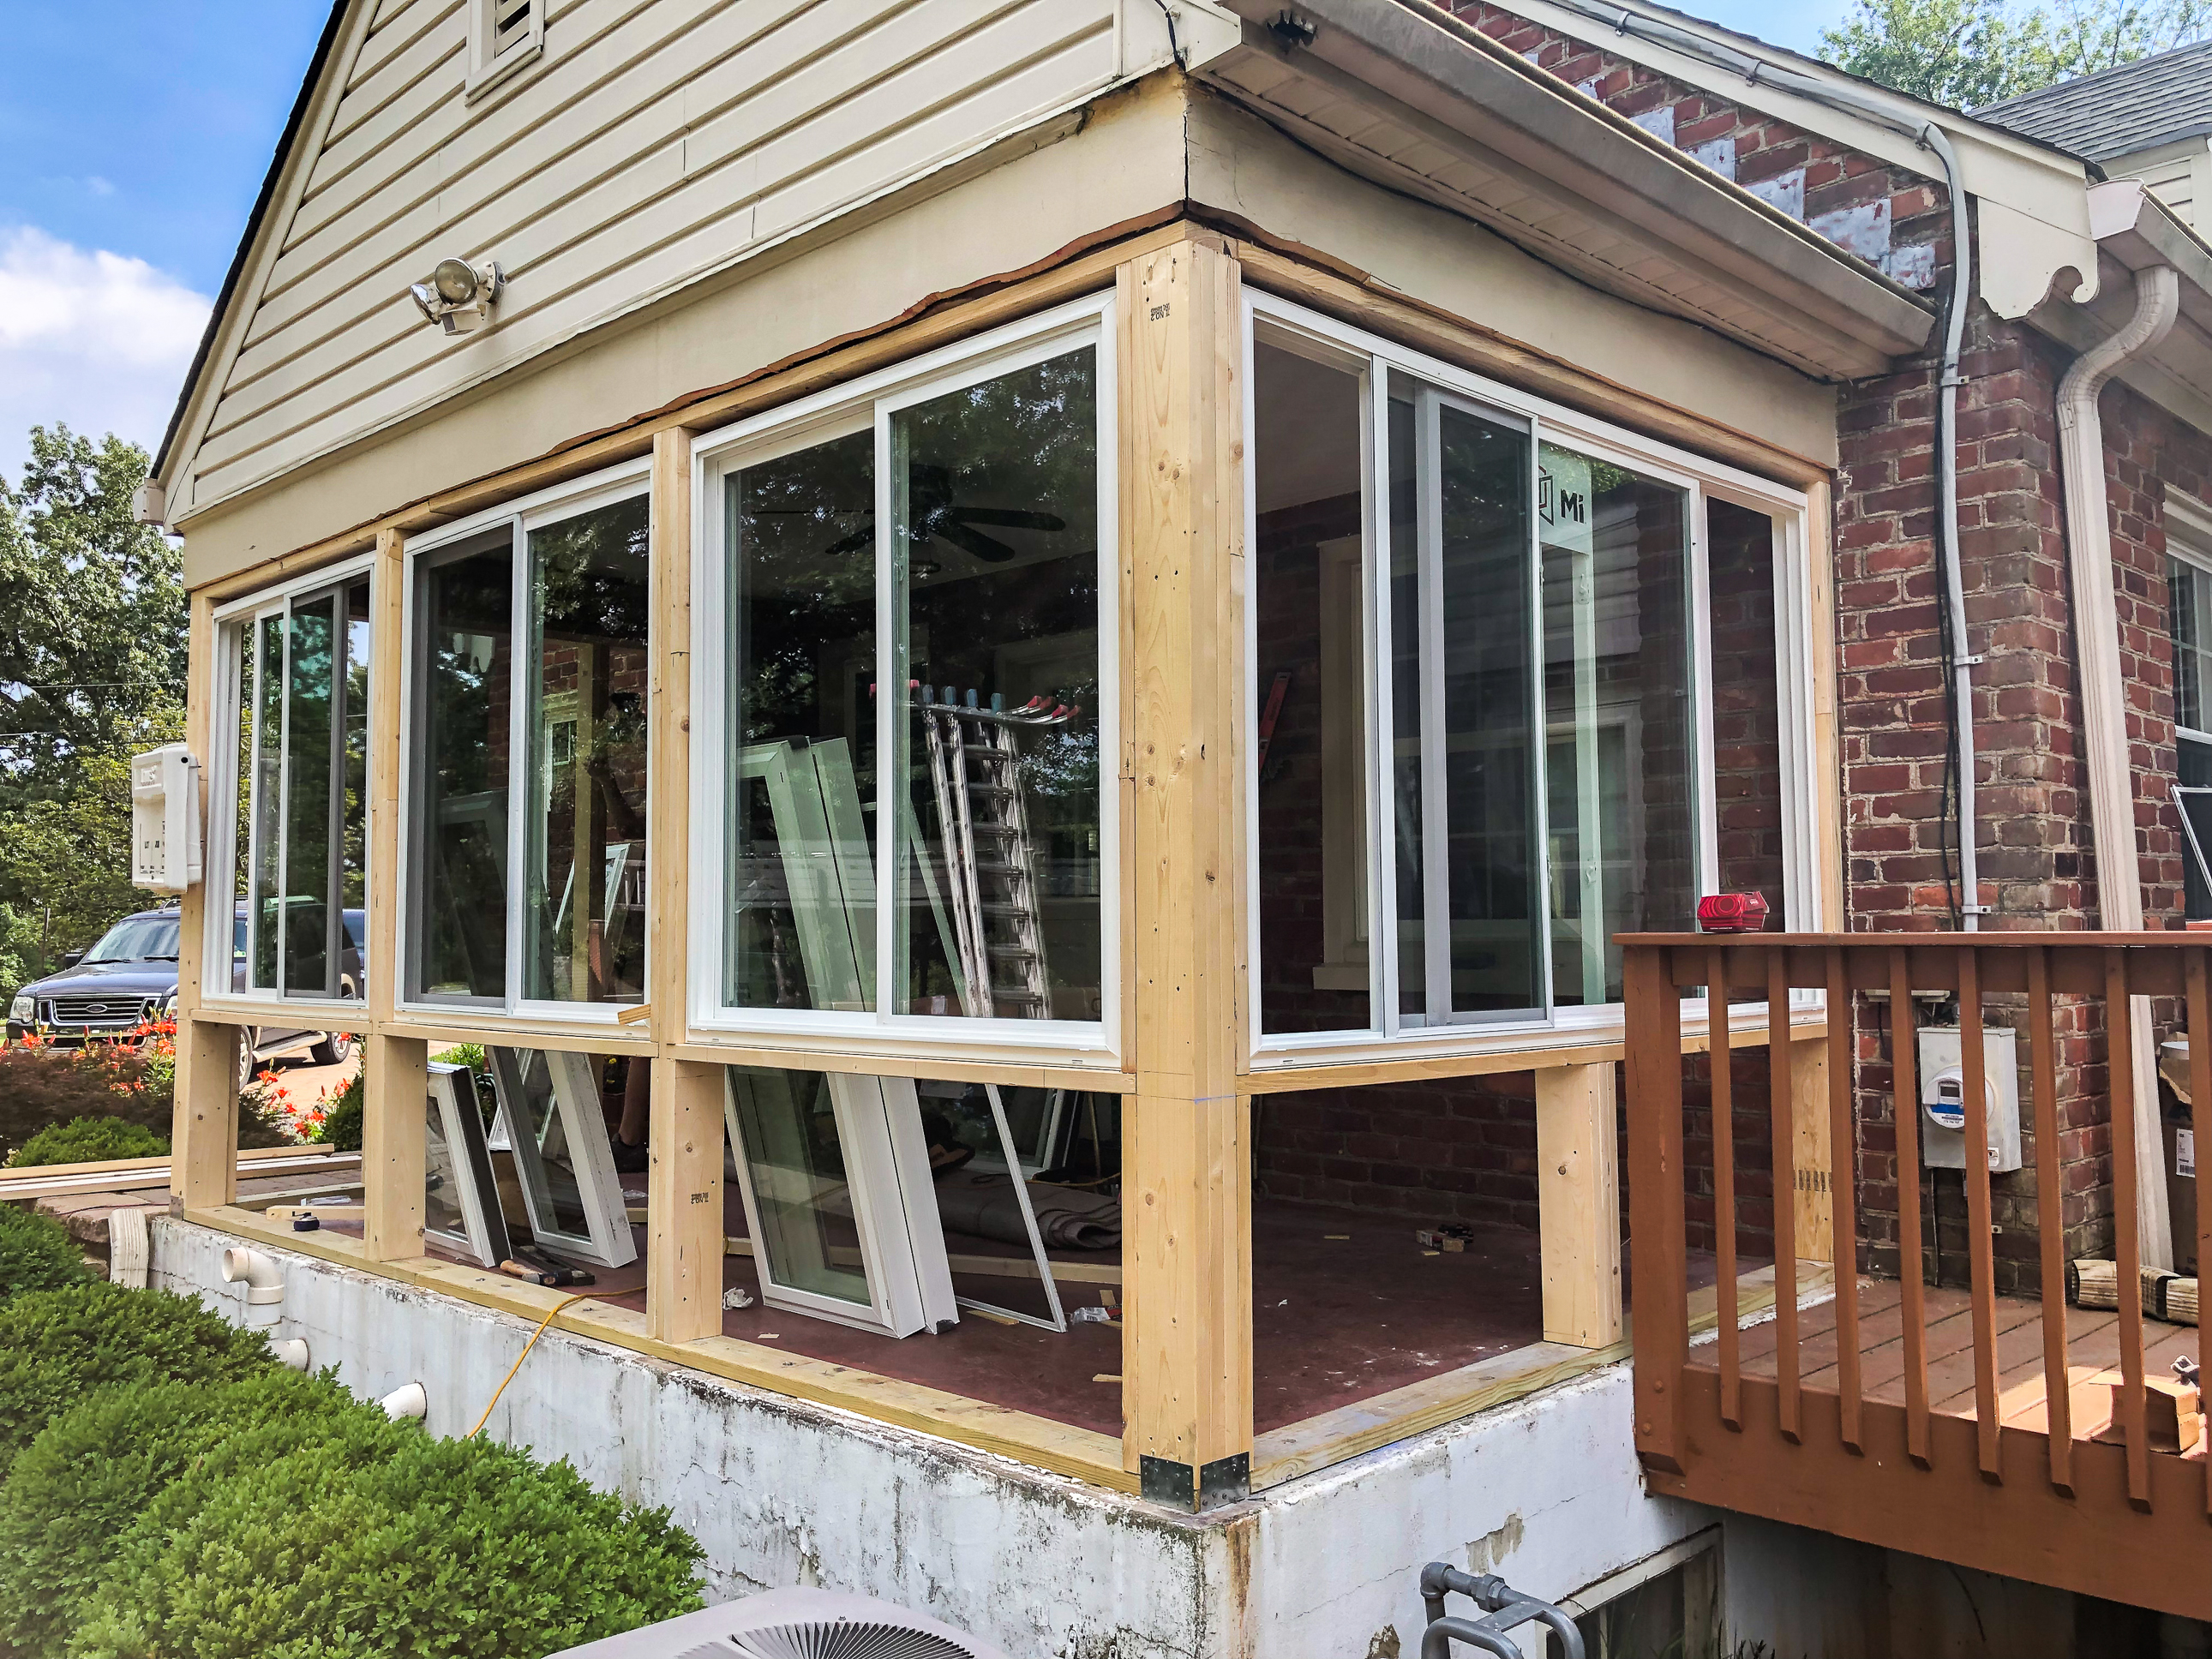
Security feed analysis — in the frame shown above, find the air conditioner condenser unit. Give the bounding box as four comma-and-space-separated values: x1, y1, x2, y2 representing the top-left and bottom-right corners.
543, 1586, 1015, 1659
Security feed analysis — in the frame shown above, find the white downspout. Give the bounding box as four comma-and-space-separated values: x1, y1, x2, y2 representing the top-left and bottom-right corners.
2058, 264, 2181, 1269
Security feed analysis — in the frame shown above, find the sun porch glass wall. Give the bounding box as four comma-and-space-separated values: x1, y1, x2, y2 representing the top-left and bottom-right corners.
219, 573, 372, 1001
696, 303, 1115, 1052
404, 483, 652, 1012
1247, 301, 1814, 1049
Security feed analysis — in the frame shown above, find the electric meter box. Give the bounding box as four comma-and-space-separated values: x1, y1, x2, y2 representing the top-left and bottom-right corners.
130, 745, 202, 894
1919, 1026, 2022, 1174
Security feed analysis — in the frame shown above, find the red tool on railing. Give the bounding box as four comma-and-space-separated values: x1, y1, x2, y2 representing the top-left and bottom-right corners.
1696, 891, 1770, 933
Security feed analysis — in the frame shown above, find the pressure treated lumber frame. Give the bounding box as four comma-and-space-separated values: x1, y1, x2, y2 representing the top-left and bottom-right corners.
166, 216, 1848, 1505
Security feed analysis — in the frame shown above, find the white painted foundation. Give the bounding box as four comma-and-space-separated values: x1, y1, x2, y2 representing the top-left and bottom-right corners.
153, 1218, 1733, 1657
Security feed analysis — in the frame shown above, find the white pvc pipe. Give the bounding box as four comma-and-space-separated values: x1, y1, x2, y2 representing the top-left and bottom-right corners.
272, 1339, 311, 1372
219, 1245, 284, 1306
2058, 265, 2182, 1269
380, 1381, 428, 1421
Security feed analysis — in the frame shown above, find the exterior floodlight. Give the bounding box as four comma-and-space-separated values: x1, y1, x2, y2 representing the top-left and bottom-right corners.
408, 257, 504, 334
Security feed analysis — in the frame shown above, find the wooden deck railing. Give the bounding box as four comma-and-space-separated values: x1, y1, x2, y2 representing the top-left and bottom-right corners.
1623, 933, 2212, 1618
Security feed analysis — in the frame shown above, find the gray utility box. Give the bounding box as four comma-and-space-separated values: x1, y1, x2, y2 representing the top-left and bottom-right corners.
1918, 1026, 2023, 1174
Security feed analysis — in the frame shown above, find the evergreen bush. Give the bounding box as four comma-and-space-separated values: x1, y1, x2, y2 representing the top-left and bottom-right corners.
8, 1117, 167, 1169
0, 1283, 268, 1478
0, 1205, 92, 1298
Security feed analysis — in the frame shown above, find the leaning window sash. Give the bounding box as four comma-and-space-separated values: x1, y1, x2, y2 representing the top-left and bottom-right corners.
487, 1046, 636, 1269
423, 1061, 511, 1269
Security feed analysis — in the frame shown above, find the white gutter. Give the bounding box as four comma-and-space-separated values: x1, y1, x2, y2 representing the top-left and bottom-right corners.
2057, 262, 2181, 1269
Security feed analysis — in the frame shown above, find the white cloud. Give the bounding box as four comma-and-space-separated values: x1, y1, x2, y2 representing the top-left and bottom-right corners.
0, 225, 211, 483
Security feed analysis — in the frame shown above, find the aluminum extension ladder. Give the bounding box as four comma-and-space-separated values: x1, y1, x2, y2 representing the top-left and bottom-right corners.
914, 686, 1078, 1021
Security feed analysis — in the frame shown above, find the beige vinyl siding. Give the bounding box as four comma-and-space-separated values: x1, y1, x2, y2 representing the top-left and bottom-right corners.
182, 0, 1131, 514
2110, 138, 2210, 230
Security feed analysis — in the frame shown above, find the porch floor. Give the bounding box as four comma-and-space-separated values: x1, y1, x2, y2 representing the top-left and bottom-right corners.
1717, 1278, 2207, 1446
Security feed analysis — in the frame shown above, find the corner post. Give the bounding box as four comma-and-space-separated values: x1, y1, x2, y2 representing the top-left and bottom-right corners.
644, 426, 722, 1343
173, 590, 238, 1209
362, 525, 424, 1261
1119, 236, 1253, 1509
1625, 942, 1688, 1475
1536, 1060, 1624, 1347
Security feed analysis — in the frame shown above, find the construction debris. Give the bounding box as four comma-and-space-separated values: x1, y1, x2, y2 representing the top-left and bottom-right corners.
2069, 1258, 2200, 1325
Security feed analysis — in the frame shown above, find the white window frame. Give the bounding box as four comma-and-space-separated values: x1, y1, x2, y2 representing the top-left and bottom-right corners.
424, 1060, 512, 1269
488, 1045, 638, 1270
465, 0, 544, 101
2168, 493, 2212, 754
201, 554, 379, 1009
689, 293, 1121, 1067
1244, 291, 1819, 1069
723, 1067, 959, 1338
396, 458, 653, 1024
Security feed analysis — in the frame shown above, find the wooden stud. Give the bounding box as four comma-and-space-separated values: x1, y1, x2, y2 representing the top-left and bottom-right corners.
647, 1059, 723, 1343
172, 590, 239, 1208
643, 426, 724, 1344
366, 526, 405, 1023
1118, 239, 1253, 1501
1535, 1061, 1623, 1348
2188, 948, 2212, 1517
1789, 1027, 1834, 1264
1802, 476, 1845, 934
362, 1033, 428, 1261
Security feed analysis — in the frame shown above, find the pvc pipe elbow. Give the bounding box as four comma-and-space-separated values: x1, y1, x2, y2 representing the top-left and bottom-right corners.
381, 1381, 428, 1421
220, 1246, 284, 1304
272, 1338, 310, 1372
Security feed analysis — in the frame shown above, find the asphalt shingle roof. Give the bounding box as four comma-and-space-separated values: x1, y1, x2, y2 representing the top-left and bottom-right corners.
1978, 39, 2212, 162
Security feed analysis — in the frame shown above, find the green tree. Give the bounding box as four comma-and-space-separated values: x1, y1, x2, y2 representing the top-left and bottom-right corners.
0, 428, 188, 985
1821, 0, 2209, 107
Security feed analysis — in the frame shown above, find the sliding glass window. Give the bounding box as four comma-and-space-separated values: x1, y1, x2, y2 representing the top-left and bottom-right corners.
1248, 300, 1812, 1049
405, 477, 651, 1013
219, 572, 371, 1001
699, 302, 1114, 1048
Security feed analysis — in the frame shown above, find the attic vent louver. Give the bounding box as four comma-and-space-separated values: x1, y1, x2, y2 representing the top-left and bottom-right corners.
467, 0, 544, 99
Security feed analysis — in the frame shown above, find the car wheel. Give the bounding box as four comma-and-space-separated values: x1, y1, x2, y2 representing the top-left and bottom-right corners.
234, 1027, 258, 1093
311, 1027, 353, 1066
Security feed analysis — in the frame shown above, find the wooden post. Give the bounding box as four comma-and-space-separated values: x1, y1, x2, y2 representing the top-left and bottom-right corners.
1536, 1061, 1623, 1347
360, 526, 423, 1261
1625, 942, 1688, 1475
362, 1032, 427, 1260
644, 426, 722, 1343
1789, 1029, 1834, 1263
1119, 237, 1252, 1510
173, 590, 240, 1208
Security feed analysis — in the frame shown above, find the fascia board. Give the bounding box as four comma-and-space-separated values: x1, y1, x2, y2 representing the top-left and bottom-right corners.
159, 0, 375, 509
1209, 0, 1930, 356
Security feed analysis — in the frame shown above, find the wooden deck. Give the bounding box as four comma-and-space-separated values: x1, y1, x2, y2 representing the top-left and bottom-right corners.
1719, 1278, 2205, 1451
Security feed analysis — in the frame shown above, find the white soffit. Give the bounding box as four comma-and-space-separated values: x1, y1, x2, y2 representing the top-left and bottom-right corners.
1199, 0, 1932, 379
2034, 180, 2212, 433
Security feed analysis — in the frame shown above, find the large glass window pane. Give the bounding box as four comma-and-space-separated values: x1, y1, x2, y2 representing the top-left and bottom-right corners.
1252, 338, 1370, 1036
1432, 398, 1542, 1018
728, 1067, 872, 1306
1388, 393, 1425, 1023
891, 349, 1101, 1021
281, 593, 337, 996
523, 499, 650, 1005
1705, 498, 1777, 927
248, 613, 284, 991
1540, 447, 1698, 1007
413, 534, 514, 1002
2174, 556, 2212, 735
725, 430, 878, 1013
342, 578, 371, 925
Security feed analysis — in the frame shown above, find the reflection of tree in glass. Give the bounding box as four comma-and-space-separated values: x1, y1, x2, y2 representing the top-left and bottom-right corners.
898, 352, 1097, 568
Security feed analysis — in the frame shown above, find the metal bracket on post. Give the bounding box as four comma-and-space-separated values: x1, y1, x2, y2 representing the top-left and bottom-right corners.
1418, 1562, 1585, 1659
1140, 1452, 1252, 1512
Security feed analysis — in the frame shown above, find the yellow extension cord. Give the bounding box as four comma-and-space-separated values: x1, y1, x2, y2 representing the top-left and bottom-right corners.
467, 1291, 593, 1439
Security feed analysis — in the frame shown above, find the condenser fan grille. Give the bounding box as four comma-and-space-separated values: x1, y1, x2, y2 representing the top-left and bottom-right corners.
727, 1623, 976, 1659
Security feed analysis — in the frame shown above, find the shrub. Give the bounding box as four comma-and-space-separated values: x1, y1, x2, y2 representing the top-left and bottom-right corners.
0, 1041, 171, 1163
9, 1116, 168, 1168
0, 1205, 93, 1297
0, 1369, 365, 1657
315, 1069, 363, 1153
73, 1429, 704, 1659
0, 1283, 269, 1479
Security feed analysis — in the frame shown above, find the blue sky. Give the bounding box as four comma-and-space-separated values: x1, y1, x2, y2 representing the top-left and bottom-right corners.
0, 0, 1844, 482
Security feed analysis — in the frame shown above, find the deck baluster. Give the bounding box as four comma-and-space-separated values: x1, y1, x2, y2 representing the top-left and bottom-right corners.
1767, 947, 1800, 1441
1890, 947, 1931, 1466
2107, 956, 2150, 1508
1826, 946, 1862, 1452
2190, 949, 2212, 1518
1958, 945, 2002, 1482
1711, 947, 1741, 1430
2028, 946, 2071, 1494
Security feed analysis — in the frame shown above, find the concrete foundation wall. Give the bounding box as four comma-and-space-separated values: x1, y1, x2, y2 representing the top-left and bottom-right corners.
152, 1217, 1721, 1658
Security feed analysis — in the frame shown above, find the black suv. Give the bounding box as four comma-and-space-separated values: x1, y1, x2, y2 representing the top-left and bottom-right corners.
7, 903, 364, 1087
